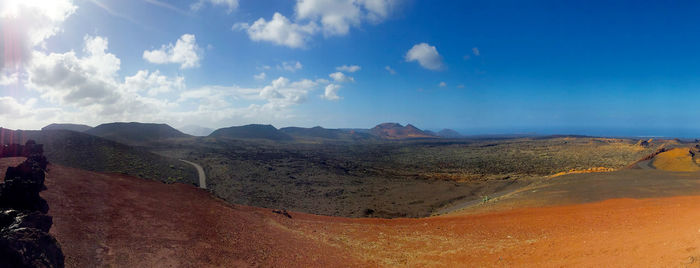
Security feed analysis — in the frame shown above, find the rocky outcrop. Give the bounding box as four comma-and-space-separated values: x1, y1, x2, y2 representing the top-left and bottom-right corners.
0, 140, 44, 158
635, 138, 652, 148
0, 140, 64, 267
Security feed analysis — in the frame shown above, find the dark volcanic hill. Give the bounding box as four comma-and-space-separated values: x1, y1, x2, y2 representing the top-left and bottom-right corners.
41, 123, 93, 132
437, 129, 463, 138
369, 123, 436, 139
0, 128, 196, 185
279, 126, 374, 141
209, 124, 292, 141
85, 122, 190, 145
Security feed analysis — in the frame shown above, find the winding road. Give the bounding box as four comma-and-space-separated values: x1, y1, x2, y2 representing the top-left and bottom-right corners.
179, 159, 206, 189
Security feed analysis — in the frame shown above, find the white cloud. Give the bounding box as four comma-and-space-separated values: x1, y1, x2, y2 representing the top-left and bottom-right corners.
25, 35, 176, 124
296, 0, 396, 36
233, 13, 318, 49
336, 64, 361, 73
0, 96, 31, 119
178, 76, 322, 116
296, 0, 361, 36
321, 84, 341, 100
0, 96, 67, 130
81, 35, 121, 80
438, 81, 446, 87
254, 72, 266, 81
0, 0, 77, 70
259, 77, 319, 109
234, 0, 398, 48
405, 43, 444, 71
457, 84, 465, 88
17, 37, 332, 130
177, 77, 324, 122
123, 70, 185, 96
385, 65, 396, 74
360, 0, 396, 22
0, 71, 19, 86
143, 34, 202, 69
190, 0, 238, 13
0, 0, 346, 129
472, 47, 480, 56
278, 61, 303, 72
329, 71, 354, 82
27, 36, 121, 107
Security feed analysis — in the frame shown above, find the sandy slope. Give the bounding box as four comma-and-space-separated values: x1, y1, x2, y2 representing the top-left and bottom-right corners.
2, 158, 700, 267
653, 148, 700, 171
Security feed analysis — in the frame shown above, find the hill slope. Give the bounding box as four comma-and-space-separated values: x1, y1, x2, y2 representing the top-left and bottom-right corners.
13, 157, 700, 267
651, 148, 700, 171
0, 128, 196, 184
41, 123, 93, 132
85, 122, 190, 145
209, 124, 292, 141
369, 123, 436, 139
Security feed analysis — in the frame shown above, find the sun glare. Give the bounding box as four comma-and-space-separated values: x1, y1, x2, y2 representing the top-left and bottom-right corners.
1, 0, 76, 20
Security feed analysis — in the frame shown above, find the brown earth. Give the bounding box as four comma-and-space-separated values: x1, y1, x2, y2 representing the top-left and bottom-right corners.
3, 157, 700, 266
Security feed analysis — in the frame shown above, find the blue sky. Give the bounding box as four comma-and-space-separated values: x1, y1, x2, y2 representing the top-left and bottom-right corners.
2, 0, 700, 137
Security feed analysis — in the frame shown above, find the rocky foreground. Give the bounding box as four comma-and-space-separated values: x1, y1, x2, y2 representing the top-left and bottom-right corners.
0, 141, 64, 267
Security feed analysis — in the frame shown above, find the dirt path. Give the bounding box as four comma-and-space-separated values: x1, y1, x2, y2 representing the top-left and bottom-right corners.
179, 159, 206, 189
432, 184, 523, 215
637, 159, 654, 169
2, 157, 696, 267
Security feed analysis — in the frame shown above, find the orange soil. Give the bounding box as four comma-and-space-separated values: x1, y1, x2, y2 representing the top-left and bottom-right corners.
2, 158, 700, 267
653, 148, 700, 172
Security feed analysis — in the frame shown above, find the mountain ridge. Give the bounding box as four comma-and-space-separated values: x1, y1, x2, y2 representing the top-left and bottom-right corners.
369, 123, 436, 139
85, 122, 190, 145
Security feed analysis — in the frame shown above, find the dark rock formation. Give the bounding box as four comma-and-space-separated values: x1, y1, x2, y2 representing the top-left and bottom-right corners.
635, 139, 651, 148
0, 140, 44, 159
0, 140, 64, 268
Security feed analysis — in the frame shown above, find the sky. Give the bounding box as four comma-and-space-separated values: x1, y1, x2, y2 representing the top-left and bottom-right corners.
2, 0, 700, 137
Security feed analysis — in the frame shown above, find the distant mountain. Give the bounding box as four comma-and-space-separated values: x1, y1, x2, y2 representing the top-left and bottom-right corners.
85, 122, 190, 145
369, 123, 436, 139
280, 126, 374, 141
41, 123, 93, 132
0, 128, 196, 185
424, 130, 438, 136
178, 125, 214, 136
437, 129, 463, 138
209, 124, 292, 141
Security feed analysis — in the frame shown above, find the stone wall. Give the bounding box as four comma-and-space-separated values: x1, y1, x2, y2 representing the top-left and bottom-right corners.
0, 140, 64, 267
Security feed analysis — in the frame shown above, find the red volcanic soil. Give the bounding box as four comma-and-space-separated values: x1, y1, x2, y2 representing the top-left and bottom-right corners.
2, 157, 700, 267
